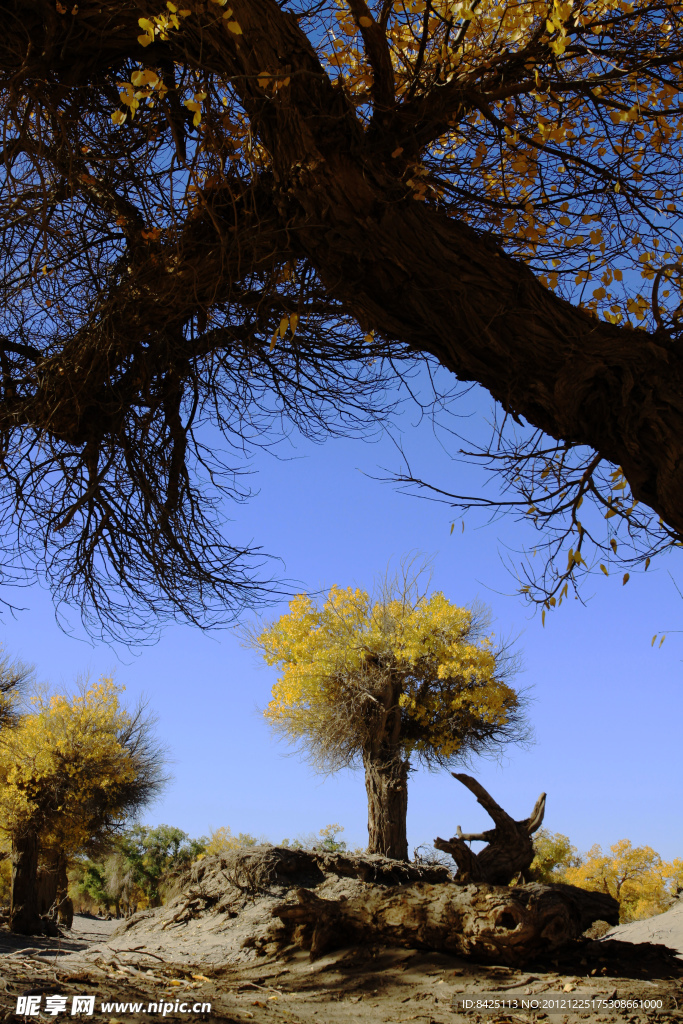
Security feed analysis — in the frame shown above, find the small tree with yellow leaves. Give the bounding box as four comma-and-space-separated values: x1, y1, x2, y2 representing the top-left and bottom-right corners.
250, 564, 528, 860
0, 678, 167, 935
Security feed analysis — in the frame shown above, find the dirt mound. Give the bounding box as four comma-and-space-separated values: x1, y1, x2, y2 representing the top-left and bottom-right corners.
1, 850, 681, 1024
79, 847, 452, 970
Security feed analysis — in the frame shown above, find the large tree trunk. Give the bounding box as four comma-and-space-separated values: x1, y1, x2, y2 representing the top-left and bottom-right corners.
37, 852, 74, 930
10, 833, 41, 935
364, 756, 409, 861
273, 880, 619, 964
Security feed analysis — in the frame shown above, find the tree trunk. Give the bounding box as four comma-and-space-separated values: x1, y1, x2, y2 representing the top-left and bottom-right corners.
37, 851, 73, 929
364, 756, 409, 861
10, 833, 41, 935
273, 880, 619, 964
54, 855, 73, 930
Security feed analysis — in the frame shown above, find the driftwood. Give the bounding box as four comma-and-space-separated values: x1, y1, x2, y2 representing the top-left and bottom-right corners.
434, 774, 546, 884
273, 881, 619, 965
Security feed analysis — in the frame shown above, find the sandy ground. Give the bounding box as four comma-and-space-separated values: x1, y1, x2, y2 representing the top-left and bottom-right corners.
606, 901, 683, 954
0, 856, 681, 1023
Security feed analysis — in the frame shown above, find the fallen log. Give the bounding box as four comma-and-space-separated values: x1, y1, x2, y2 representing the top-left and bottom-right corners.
273, 881, 619, 965
434, 774, 546, 884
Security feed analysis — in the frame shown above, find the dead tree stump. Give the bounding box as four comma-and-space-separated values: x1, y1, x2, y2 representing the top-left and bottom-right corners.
434, 774, 546, 884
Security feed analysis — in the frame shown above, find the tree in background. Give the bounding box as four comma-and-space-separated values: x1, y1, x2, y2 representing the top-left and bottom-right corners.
564, 840, 683, 922
0, 678, 167, 934
530, 828, 582, 883
205, 827, 262, 856
3, 1, 683, 639
115, 825, 206, 907
71, 825, 206, 916
251, 563, 528, 860
0, 649, 33, 734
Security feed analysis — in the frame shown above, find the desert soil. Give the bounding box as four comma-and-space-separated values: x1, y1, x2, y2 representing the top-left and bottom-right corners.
0, 851, 681, 1024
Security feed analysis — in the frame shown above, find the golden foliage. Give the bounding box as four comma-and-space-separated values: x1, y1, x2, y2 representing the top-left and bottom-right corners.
253, 574, 526, 771
204, 826, 262, 854
564, 839, 683, 922
0, 678, 161, 856
530, 827, 581, 883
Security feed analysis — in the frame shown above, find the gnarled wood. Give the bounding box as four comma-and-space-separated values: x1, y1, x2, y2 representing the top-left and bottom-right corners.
273, 880, 619, 964
434, 774, 546, 884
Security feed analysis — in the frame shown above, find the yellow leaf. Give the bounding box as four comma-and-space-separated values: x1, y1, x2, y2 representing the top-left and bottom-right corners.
138, 17, 155, 30
645, 557, 650, 569
541, 609, 546, 627
279, 317, 288, 338
600, 564, 608, 576
622, 573, 630, 585
358, 15, 373, 26
269, 331, 277, 352
450, 522, 455, 535
111, 110, 127, 125
290, 314, 298, 335
226, 19, 242, 33
610, 538, 617, 554
651, 634, 657, 647
659, 635, 665, 648
138, 33, 153, 46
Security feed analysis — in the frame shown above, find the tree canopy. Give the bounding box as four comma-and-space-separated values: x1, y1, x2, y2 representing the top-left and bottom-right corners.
1, 0, 683, 636
0, 678, 166, 857
258, 585, 525, 770
564, 838, 683, 921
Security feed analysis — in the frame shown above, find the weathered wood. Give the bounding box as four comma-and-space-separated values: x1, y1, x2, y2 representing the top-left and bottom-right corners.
209, 845, 451, 892
273, 880, 619, 964
434, 774, 546, 884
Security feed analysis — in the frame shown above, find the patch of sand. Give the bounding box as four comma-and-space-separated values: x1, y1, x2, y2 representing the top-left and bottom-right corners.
605, 900, 683, 956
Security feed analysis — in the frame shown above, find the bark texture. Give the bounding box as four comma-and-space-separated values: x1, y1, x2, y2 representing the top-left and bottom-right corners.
9, 833, 41, 935
364, 756, 409, 862
37, 854, 74, 929
434, 774, 546, 884
273, 880, 619, 964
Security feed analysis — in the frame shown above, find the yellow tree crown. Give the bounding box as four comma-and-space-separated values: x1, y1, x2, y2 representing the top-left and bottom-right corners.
0, 677, 163, 856
254, 580, 527, 771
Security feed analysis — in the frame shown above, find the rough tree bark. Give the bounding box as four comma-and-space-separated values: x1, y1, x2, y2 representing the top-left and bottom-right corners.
364, 755, 409, 862
9, 833, 41, 935
38, 853, 74, 930
0, 0, 682, 545
273, 880, 619, 964
434, 774, 546, 884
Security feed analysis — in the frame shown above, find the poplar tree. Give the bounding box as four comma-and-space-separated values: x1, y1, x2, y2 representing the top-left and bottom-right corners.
0, 678, 167, 934
253, 571, 527, 859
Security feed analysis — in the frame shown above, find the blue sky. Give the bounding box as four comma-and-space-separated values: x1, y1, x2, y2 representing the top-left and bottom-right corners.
2, 376, 682, 862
